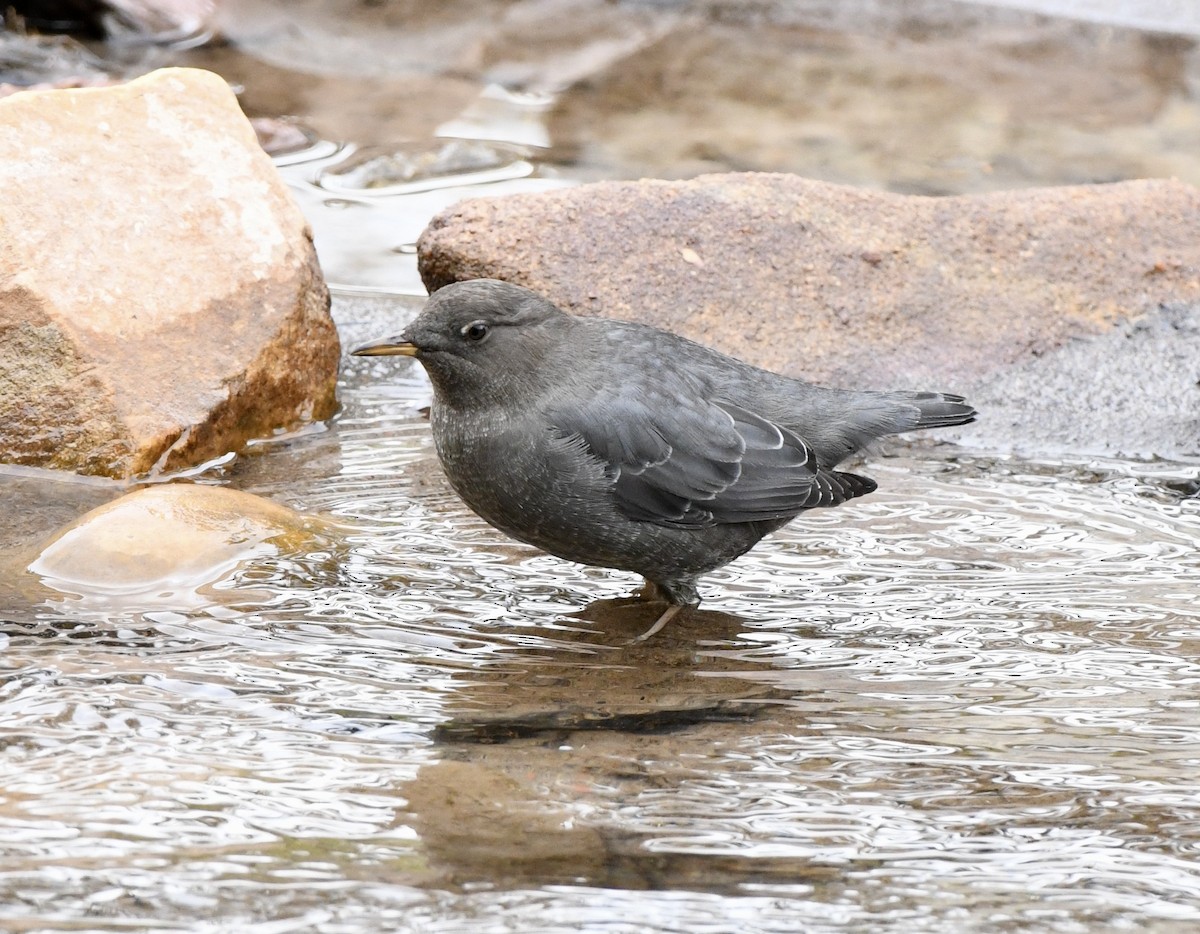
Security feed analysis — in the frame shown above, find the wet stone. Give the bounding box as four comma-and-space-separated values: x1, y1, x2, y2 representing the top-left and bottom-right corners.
26, 483, 323, 606
547, 15, 1200, 191
5, 0, 214, 41
418, 172, 1200, 457
404, 760, 609, 885
0, 67, 340, 479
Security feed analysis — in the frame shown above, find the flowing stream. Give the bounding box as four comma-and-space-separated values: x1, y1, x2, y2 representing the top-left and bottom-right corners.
3, 2, 1200, 930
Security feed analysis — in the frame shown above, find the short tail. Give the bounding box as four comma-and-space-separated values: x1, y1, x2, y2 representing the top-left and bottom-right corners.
806, 388, 977, 467
903, 391, 977, 429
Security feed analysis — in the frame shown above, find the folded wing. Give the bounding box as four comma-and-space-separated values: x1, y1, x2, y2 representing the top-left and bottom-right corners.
550, 389, 876, 530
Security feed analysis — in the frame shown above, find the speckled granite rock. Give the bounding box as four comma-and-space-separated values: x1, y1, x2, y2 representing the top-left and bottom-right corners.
417, 173, 1200, 393
0, 67, 339, 478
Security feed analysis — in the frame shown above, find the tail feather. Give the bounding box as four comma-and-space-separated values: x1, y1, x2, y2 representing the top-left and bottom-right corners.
904, 391, 977, 429
796, 389, 977, 467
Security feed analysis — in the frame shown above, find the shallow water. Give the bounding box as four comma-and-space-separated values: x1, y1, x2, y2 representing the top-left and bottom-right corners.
6, 1, 1200, 931
180, 0, 1200, 294
3, 298, 1199, 930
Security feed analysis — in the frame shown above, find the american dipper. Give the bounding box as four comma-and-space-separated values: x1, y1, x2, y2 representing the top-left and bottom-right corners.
354, 278, 975, 639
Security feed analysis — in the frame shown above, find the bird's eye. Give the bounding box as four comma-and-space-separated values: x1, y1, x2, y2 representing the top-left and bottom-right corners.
462, 321, 490, 342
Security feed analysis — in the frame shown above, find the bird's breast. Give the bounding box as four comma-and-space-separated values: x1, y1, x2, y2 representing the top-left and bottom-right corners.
428, 404, 623, 555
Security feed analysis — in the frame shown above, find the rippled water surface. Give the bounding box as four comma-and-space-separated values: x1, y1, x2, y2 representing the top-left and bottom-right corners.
6, 1, 1200, 930
3, 301, 1199, 931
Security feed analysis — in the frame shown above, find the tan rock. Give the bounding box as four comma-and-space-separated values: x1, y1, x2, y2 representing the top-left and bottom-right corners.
27, 483, 319, 604
547, 17, 1200, 192
203, 0, 678, 150
0, 67, 339, 479
417, 173, 1200, 391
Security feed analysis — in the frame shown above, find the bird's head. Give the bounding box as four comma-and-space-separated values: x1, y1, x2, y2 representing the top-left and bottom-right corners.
352, 279, 572, 406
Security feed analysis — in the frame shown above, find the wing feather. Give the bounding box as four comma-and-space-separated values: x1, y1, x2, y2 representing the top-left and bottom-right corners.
550, 392, 875, 529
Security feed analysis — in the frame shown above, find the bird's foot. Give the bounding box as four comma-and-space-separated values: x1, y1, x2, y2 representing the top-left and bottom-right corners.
627, 578, 700, 643
629, 602, 687, 643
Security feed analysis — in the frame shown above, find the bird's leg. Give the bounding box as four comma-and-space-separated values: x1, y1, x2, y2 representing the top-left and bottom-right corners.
628, 578, 700, 643
603, 581, 664, 610
630, 603, 685, 643
635, 580, 667, 602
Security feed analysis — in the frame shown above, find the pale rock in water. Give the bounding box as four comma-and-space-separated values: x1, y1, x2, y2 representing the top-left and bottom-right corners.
28, 484, 321, 606
0, 67, 339, 479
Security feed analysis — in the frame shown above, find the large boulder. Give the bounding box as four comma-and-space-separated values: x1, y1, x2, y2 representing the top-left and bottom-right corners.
417, 173, 1200, 455
418, 173, 1200, 388
0, 67, 339, 479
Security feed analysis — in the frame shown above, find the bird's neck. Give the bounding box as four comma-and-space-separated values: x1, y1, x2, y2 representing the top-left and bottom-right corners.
425, 358, 555, 415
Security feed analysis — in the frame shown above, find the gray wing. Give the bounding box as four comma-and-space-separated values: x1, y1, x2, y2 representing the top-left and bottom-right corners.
549, 389, 877, 530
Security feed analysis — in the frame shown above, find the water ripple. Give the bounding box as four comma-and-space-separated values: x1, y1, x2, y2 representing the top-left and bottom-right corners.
4, 347, 1200, 931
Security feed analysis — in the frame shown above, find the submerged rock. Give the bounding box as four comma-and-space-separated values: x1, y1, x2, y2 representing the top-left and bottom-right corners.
404, 760, 607, 885
418, 172, 1200, 454
547, 14, 1200, 191
27, 483, 319, 604
0, 67, 339, 479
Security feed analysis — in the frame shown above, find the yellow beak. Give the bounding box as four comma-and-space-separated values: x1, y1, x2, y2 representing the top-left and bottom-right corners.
351, 338, 418, 357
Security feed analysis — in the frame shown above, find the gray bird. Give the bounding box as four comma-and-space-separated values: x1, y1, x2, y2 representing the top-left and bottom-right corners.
354, 278, 975, 639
